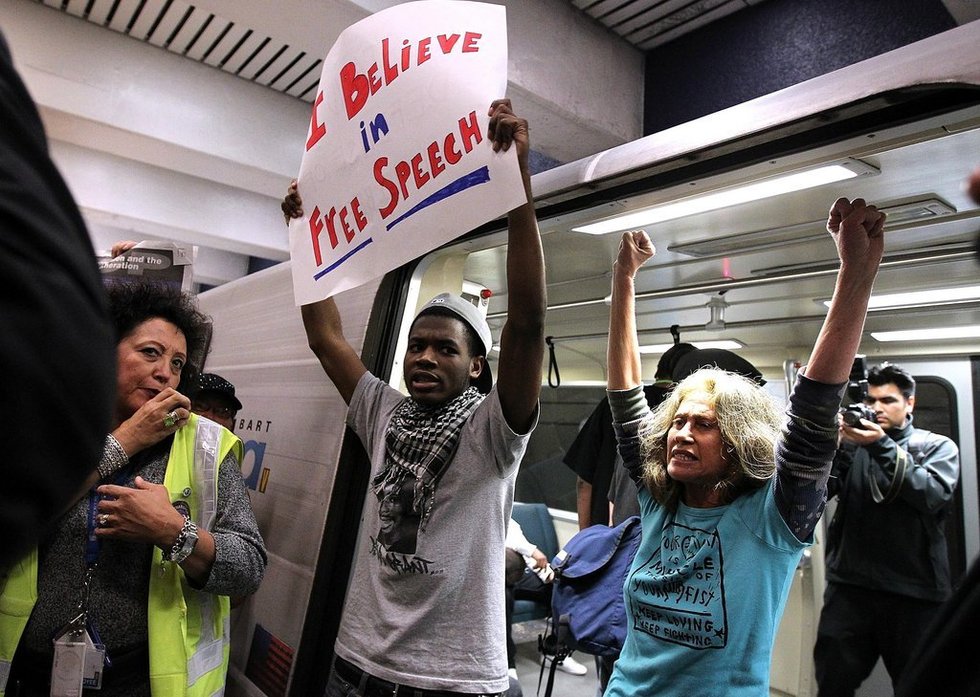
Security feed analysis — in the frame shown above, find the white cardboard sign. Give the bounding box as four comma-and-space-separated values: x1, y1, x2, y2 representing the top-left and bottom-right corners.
288, 0, 524, 305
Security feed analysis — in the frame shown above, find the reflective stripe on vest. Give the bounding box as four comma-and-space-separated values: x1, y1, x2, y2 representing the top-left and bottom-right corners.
149, 414, 241, 697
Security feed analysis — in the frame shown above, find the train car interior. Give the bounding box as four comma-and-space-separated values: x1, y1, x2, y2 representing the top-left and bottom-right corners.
4, 1, 980, 695
405, 33, 980, 695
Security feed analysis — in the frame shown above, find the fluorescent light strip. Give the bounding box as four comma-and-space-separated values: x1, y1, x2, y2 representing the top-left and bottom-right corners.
671, 197, 955, 258
872, 325, 980, 342
639, 340, 744, 354
823, 285, 980, 310
573, 160, 875, 236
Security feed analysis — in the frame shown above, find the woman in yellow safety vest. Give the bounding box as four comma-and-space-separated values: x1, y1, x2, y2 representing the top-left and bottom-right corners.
1, 282, 266, 696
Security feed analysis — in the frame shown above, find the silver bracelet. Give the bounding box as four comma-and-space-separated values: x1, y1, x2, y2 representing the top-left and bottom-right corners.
98, 434, 129, 481
164, 518, 199, 565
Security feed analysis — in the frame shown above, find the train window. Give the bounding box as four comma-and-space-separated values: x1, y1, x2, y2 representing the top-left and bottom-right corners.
913, 377, 959, 441
514, 385, 605, 513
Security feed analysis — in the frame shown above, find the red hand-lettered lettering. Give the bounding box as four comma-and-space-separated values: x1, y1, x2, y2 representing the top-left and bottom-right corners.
437, 34, 460, 52
418, 37, 432, 65
375, 157, 399, 219
350, 197, 368, 234
382, 38, 398, 85
309, 206, 325, 266
394, 161, 412, 203
427, 141, 445, 177
306, 92, 327, 152
340, 62, 369, 120
373, 110, 481, 220
457, 111, 482, 153
410, 153, 430, 190
461, 32, 481, 52
341, 32, 483, 122
325, 207, 341, 250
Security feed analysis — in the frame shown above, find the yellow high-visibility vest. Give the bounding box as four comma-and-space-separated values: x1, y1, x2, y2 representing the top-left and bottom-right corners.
0, 415, 242, 697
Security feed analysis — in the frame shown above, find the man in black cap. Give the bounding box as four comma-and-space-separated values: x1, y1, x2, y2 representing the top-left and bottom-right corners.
190, 372, 243, 432
565, 342, 697, 534
670, 347, 766, 386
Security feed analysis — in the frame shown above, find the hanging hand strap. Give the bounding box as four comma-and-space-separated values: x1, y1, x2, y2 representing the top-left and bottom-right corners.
546, 336, 561, 388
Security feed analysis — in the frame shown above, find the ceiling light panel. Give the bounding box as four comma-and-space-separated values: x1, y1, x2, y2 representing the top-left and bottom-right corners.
672, 196, 956, 258
872, 325, 980, 342
821, 284, 980, 309
572, 159, 878, 236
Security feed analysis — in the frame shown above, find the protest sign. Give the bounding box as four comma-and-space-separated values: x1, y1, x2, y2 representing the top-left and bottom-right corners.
288, 0, 525, 305
97, 240, 194, 292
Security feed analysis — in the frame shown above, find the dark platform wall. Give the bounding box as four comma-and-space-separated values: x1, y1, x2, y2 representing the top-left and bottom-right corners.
643, 0, 957, 134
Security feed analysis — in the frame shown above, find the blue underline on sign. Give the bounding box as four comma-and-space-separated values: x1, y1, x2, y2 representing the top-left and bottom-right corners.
312, 237, 374, 280
385, 166, 491, 231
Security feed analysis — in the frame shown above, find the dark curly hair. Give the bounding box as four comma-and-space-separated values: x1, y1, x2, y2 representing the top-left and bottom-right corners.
105, 283, 211, 390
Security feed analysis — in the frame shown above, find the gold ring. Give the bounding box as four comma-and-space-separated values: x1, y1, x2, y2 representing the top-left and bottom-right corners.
98, 513, 109, 527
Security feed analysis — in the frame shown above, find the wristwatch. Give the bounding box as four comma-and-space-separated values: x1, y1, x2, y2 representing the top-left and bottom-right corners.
164, 518, 199, 564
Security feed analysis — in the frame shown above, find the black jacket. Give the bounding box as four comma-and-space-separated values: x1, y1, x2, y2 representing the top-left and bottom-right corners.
1, 32, 115, 569
825, 418, 960, 601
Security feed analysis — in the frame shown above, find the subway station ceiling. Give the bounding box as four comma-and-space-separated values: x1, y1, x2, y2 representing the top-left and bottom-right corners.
32, 0, 764, 107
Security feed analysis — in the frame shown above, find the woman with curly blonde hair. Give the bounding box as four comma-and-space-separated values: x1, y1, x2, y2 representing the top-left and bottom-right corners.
603, 197, 885, 697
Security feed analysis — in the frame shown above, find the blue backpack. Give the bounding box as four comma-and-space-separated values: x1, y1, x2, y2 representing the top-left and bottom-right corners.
549, 515, 642, 657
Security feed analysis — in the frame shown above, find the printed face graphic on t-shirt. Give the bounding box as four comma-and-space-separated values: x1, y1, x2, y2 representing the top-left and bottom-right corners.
375, 479, 421, 556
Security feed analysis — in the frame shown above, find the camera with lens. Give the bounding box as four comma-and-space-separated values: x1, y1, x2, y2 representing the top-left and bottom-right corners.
838, 354, 875, 427
839, 403, 877, 427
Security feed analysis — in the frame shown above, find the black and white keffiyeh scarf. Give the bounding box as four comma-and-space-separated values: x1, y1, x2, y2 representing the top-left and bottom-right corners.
373, 386, 485, 533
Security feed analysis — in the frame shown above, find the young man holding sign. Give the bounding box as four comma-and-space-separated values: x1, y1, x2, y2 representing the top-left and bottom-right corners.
283, 99, 544, 697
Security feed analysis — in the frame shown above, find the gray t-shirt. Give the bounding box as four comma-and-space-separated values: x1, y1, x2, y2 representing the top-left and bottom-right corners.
336, 373, 534, 694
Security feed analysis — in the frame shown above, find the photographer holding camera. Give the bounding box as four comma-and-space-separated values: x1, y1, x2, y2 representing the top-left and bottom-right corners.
814, 362, 960, 696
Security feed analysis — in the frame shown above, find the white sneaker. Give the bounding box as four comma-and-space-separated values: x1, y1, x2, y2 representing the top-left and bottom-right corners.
507, 668, 519, 681
545, 654, 588, 676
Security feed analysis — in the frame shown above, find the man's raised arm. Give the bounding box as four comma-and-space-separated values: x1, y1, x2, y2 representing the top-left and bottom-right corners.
489, 99, 546, 434
283, 181, 367, 404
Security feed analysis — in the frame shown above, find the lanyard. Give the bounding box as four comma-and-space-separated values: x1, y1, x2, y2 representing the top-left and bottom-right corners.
76, 489, 108, 628
85, 491, 103, 569
78, 466, 133, 623
64, 475, 129, 672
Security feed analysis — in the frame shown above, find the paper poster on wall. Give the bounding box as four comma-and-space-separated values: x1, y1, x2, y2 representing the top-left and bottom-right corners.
288, 0, 524, 305
97, 240, 194, 292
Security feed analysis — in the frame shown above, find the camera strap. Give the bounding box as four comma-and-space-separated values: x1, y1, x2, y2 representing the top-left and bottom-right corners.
869, 429, 930, 504
870, 448, 908, 504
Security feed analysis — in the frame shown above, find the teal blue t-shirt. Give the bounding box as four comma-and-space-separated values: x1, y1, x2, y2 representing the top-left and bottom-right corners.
605, 484, 803, 696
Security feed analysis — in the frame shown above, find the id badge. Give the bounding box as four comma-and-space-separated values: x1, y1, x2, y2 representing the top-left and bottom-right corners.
51, 631, 86, 697
82, 627, 106, 690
